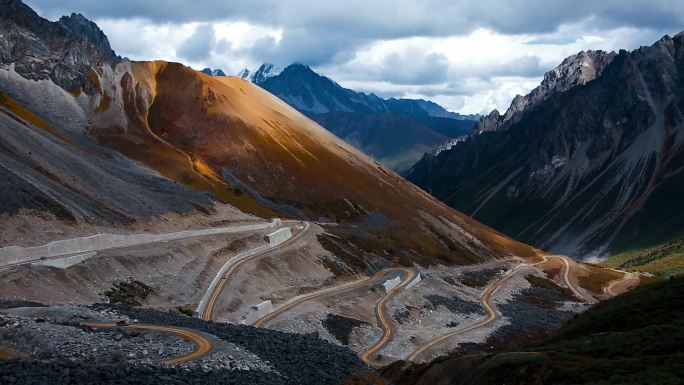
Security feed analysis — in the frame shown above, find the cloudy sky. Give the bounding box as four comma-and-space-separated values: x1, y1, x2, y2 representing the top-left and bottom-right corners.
26, 0, 684, 114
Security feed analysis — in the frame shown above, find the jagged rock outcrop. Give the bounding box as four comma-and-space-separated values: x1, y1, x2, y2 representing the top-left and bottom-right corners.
408, 34, 684, 258
237, 68, 250, 79
475, 50, 616, 133
474, 109, 501, 133
249, 63, 283, 84
58, 13, 118, 61
0, 0, 118, 94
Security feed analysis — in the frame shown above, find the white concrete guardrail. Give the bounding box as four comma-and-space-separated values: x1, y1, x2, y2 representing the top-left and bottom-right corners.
32, 252, 97, 269
405, 273, 422, 289
265, 227, 292, 244
382, 276, 402, 293
241, 300, 274, 325
0, 220, 282, 268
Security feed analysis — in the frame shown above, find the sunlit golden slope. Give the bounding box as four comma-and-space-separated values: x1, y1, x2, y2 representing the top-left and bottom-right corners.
92, 61, 537, 267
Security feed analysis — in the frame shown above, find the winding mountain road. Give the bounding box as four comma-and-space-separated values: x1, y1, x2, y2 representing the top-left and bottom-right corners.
549, 255, 594, 302
407, 255, 591, 362
0, 221, 282, 271
253, 267, 413, 328
83, 322, 213, 365
359, 268, 416, 366
604, 271, 639, 296
200, 221, 311, 321
252, 266, 416, 366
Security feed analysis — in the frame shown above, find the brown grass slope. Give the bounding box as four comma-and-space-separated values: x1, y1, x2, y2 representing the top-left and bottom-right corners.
92, 61, 536, 267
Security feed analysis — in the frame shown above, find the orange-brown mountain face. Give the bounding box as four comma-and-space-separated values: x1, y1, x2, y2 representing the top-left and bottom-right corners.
91, 61, 536, 268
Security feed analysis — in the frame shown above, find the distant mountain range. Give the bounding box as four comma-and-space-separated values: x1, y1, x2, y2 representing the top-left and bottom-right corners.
238, 63, 478, 172
407, 33, 684, 259
201, 67, 226, 77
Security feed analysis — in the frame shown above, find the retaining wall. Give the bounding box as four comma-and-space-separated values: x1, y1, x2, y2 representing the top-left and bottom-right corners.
405, 273, 422, 289
383, 276, 402, 293
31, 252, 97, 269
0, 220, 280, 268
196, 223, 294, 317
265, 227, 292, 246
242, 300, 274, 325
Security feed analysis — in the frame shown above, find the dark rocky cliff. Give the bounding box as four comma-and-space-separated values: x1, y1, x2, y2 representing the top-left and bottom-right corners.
408, 34, 684, 258
0, 0, 118, 94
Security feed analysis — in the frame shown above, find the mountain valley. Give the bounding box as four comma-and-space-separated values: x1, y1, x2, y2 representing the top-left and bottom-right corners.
0, 0, 678, 384
408, 34, 684, 264
240, 63, 477, 172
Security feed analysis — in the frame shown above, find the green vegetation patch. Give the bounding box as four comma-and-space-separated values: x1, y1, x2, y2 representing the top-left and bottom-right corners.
605, 238, 684, 278
384, 277, 684, 385
483, 277, 684, 384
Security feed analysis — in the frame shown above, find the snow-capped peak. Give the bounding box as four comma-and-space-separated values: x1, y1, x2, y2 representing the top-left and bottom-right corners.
201, 68, 226, 77
237, 68, 250, 79
250, 63, 283, 84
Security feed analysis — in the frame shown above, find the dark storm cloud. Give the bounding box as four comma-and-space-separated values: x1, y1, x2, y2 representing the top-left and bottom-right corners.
494, 56, 545, 78
245, 27, 366, 67
22, 0, 684, 113
379, 50, 449, 85
25, 0, 683, 68
176, 24, 216, 62
25, 0, 684, 37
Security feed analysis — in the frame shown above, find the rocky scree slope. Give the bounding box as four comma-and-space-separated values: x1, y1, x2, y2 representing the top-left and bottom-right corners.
0, 303, 363, 385
0, 0, 215, 227
408, 33, 684, 258
372, 276, 684, 385
0, 0, 118, 94
96, 61, 533, 266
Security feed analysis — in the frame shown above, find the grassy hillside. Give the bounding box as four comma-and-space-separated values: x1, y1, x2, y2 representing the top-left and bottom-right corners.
603, 238, 684, 278
374, 277, 684, 385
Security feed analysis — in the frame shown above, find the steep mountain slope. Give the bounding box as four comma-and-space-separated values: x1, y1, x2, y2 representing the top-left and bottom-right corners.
0, 82, 215, 226
474, 50, 616, 133
435, 50, 617, 157
97, 62, 532, 265
407, 34, 684, 258
245, 63, 476, 171
0, 0, 217, 231
0, 0, 535, 269
604, 237, 684, 278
